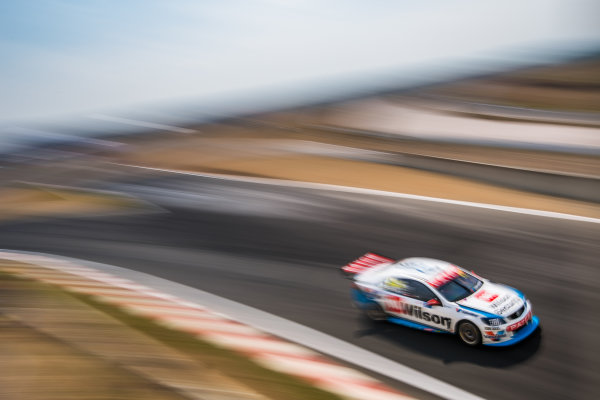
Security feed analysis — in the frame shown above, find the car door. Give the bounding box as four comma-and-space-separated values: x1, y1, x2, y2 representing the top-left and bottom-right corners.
379, 277, 453, 331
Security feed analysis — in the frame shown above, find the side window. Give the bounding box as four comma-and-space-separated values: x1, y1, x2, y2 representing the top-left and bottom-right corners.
383, 278, 437, 302
381, 277, 410, 295
407, 280, 437, 302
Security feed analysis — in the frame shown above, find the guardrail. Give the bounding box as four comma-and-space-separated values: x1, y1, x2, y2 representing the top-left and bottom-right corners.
307, 124, 600, 203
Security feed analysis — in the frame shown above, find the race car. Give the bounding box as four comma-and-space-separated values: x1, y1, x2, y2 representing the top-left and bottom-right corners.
342, 253, 539, 346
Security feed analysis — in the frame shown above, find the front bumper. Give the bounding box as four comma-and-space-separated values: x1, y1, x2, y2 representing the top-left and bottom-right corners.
483, 315, 539, 347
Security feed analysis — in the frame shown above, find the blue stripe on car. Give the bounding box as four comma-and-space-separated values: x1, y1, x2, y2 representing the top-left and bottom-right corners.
484, 316, 540, 346
512, 288, 526, 301
351, 287, 375, 305
497, 284, 526, 301
459, 305, 500, 318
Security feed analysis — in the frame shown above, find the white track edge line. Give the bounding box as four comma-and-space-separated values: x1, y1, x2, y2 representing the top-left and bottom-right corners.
114, 164, 600, 224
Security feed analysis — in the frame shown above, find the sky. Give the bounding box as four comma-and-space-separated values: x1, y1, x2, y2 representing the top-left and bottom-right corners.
1, 0, 599, 123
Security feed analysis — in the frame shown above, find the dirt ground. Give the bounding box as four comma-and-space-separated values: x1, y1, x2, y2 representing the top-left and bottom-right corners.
116, 134, 600, 219
0, 185, 152, 222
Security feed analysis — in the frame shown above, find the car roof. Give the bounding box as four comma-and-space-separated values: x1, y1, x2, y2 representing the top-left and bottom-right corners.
387, 257, 458, 282
355, 257, 466, 288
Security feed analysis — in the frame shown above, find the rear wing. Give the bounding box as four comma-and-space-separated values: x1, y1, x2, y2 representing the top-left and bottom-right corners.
341, 252, 394, 278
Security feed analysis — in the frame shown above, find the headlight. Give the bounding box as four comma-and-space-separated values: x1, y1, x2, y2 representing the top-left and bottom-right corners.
482, 317, 506, 326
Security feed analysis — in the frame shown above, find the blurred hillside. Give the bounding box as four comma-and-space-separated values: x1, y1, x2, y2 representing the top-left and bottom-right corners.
417, 55, 600, 113
229, 53, 600, 157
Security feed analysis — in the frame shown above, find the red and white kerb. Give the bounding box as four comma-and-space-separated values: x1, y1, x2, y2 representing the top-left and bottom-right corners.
0, 251, 415, 400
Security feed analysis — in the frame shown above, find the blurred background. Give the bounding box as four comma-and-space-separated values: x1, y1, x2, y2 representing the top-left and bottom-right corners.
1, 1, 599, 400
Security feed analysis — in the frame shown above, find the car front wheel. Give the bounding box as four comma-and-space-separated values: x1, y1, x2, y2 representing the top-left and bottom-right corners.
458, 321, 482, 346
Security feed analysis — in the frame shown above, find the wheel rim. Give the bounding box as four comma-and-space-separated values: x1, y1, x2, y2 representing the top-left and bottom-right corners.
459, 323, 478, 344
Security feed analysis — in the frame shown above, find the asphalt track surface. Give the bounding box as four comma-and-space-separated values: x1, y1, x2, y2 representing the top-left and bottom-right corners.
1, 172, 598, 400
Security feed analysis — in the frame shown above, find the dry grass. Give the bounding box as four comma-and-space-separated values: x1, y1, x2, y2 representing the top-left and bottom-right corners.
0, 266, 343, 400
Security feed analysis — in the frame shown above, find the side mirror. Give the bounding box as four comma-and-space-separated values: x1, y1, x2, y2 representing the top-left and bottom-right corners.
426, 298, 441, 307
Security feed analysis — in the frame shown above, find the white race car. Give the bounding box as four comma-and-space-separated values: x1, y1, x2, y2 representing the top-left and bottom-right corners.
342, 253, 539, 346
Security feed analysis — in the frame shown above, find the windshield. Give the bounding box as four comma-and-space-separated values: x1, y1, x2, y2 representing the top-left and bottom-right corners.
437, 273, 483, 302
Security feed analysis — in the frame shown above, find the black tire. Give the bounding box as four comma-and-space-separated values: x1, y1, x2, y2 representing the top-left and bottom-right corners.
362, 303, 388, 321
457, 321, 482, 346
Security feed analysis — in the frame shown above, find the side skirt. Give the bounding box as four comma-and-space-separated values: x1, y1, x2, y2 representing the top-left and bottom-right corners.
388, 316, 451, 334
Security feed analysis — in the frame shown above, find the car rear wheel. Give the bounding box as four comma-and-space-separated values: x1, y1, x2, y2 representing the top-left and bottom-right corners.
458, 321, 481, 346
363, 303, 388, 321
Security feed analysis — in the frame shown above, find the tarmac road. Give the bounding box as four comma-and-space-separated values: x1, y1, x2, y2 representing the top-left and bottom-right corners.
1, 173, 598, 400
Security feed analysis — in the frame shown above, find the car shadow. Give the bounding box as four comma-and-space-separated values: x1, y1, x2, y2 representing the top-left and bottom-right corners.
353, 317, 542, 368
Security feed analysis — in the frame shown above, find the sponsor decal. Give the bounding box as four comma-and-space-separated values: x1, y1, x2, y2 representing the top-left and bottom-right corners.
491, 295, 520, 315
382, 295, 451, 329
489, 294, 510, 308
484, 329, 507, 341
474, 289, 499, 303
507, 310, 532, 332
484, 330, 507, 337
383, 277, 407, 292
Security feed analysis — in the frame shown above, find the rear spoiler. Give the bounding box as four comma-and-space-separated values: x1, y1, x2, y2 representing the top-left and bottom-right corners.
341, 252, 394, 278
